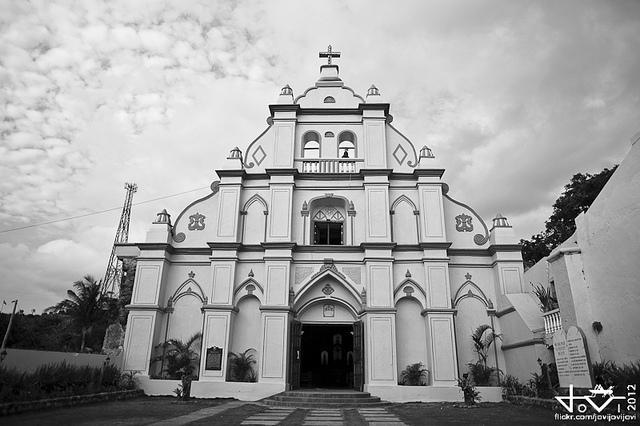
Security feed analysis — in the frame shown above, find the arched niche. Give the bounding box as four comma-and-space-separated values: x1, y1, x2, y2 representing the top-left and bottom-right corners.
395, 297, 429, 383
241, 194, 268, 245
393, 279, 427, 309
229, 295, 262, 372
390, 195, 419, 244
166, 293, 203, 345
233, 278, 265, 306
454, 297, 492, 375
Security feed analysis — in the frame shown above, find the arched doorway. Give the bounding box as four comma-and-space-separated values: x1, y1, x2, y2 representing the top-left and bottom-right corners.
297, 301, 356, 389
289, 271, 364, 390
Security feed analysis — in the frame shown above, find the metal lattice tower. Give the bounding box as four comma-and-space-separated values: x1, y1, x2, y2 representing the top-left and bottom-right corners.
102, 182, 137, 296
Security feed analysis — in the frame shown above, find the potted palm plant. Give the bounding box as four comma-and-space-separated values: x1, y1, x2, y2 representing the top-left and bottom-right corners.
227, 348, 258, 382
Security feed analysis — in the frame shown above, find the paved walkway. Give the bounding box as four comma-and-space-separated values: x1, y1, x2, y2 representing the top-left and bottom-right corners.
302, 408, 345, 426
149, 400, 245, 426
241, 407, 295, 425
152, 402, 408, 426
357, 407, 406, 425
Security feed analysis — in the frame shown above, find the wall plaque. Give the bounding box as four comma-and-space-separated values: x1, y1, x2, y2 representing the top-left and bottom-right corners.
323, 304, 335, 317
552, 326, 593, 388
205, 346, 223, 371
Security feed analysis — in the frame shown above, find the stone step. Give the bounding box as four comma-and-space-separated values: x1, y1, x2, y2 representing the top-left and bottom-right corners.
263, 399, 390, 408
262, 390, 389, 408
267, 396, 382, 404
269, 395, 379, 402
279, 391, 373, 398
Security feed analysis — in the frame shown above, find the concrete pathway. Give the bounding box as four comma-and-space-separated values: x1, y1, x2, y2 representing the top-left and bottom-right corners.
240, 407, 295, 425
302, 408, 345, 425
148, 400, 245, 426
357, 407, 407, 425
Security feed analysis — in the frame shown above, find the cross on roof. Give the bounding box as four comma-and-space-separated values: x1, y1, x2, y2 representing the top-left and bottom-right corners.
319, 45, 341, 65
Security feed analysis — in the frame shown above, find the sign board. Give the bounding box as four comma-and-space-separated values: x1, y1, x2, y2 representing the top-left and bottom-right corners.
552, 326, 593, 388
205, 346, 223, 371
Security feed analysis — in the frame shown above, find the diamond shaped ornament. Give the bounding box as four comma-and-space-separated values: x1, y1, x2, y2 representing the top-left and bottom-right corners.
252, 145, 267, 166
393, 144, 408, 165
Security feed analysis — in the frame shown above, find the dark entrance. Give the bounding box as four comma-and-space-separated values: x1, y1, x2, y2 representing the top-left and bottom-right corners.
301, 324, 353, 388
288, 320, 364, 391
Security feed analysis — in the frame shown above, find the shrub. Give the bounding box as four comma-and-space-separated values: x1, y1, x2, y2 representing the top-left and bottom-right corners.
458, 373, 481, 405
0, 362, 133, 404
399, 362, 429, 386
593, 360, 640, 395
467, 361, 499, 386
502, 374, 525, 397
531, 282, 558, 313
152, 333, 202, 381
227, 349, 258, 382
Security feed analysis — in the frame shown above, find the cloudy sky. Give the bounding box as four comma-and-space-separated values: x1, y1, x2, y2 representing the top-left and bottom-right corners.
1, 0, 639, 312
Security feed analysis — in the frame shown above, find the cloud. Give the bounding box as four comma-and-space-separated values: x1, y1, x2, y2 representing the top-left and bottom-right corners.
0, 0, 639, 309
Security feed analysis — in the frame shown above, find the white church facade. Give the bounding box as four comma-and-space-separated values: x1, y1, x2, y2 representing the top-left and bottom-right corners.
118, 48, 526, 401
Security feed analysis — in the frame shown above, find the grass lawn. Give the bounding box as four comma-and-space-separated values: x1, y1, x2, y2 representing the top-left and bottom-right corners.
1, 396, 231, 426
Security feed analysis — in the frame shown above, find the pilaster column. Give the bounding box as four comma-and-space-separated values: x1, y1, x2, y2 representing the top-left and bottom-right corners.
266, 171, 295, 243
258, 243, 294, 384
416, 173, 447, 243
362, 243, 398, 388
199, 243, 240, 382
362, 171, 391, 244
421, 246, 459, 386
122, 244, 171, 374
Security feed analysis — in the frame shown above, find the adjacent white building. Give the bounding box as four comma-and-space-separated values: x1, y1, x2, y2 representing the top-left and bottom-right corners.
523, 134, 640, 372
117, 48, 526, 401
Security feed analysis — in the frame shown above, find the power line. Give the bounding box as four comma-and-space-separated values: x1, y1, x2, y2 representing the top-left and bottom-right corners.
0, 186, 210, 234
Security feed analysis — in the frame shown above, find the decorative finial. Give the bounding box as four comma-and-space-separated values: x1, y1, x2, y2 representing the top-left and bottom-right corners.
188, 271, 195, 279
348, 201, 354, 211
419, 146, 435, 160
302, 201, 308, 210
280, 84, 293, 96
492, 213, 511, 228
366, 85, 380, 97
405, 269, 412, 278
153, 209, 171, 225
248, 269, 254, 277
465, 272, 472, 281
319, 44, 341, 65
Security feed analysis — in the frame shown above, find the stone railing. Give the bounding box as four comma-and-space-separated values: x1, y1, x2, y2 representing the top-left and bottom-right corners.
543, 308, 562, 335
300, 159, 359, 174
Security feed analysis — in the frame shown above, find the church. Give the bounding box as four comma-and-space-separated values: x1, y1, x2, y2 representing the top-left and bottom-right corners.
117, 47, 525, 402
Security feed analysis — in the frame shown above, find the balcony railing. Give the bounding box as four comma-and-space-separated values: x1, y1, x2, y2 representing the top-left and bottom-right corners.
543, 308, 562, 335
299, 159, 359, 174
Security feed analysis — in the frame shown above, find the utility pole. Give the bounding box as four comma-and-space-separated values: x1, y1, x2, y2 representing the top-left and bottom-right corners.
102, 183, 137, 297
0, 299, 18, 362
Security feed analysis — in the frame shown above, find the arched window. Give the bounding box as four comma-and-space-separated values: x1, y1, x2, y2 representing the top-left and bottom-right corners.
313, 207, 344, 245
324, 96, 336, 103
338, 131, 356, 158
303, 131, 320, 158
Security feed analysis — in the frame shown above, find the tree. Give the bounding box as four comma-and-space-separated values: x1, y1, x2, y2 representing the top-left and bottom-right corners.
467, 324, 502, 386
46, 275, 113, 352
521, 166, 618, 268
471, 324, 500, 367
